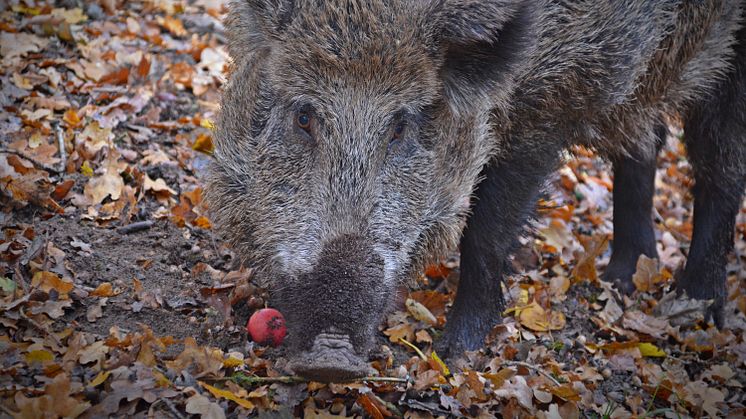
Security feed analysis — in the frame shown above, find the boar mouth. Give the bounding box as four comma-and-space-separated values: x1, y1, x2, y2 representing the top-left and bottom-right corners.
288, 332, 371, 382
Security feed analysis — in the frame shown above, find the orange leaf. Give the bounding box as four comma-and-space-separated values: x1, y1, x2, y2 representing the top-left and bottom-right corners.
632, 255, 660, 292
192, 133, 214, 155
162, 16, 187, 37
136, 54, 151, 79
424, 264, 450, 279
357, 394, 384, 419
193, 216, 212, 229
90, 282, 119, 297
31, 271, 73, 296
63, 109, 80, 127
382, 322, 413, 347
99, 67, 130, 85
517, 302, 565, 332
548, 384, 580, 401
52, 179, 75, 201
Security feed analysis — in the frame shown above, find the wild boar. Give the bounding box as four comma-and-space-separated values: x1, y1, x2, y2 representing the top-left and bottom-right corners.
207, 0, 746, 381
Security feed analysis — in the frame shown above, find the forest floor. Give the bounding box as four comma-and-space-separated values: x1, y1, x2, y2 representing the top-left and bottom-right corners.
1, 1, 745, 418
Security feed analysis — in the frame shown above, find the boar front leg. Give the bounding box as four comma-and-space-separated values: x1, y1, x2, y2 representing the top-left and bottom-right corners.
442, 140, 561, 356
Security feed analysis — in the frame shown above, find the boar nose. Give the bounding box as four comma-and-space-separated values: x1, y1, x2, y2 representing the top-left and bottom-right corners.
274, 235, 389, 382
288, 331, 372, 382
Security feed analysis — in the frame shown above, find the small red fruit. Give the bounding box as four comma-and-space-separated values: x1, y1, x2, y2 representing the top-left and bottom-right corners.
247, 308, 286, 347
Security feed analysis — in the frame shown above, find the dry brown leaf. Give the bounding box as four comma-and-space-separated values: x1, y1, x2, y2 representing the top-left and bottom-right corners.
31, 299, 73, 319
631, 255, 659, 292
90, 282, 119, 297
161, 15, 188, 37
621, 310, 670, 339
413, 369, 443, 391
382, 322, 415, 344
571, 235, 608, 282
492, 376, 533, 410
13, 373, 90, 418
185, 392, 226, 419
84, 158, 123, 205
166, 337, 224, 378
683, 380, 725, 418
86, 298, 107, 322
653, 291, 710, 326
406, 298, 437, 326
31, 271, 74, 296
518, 302, 566, 332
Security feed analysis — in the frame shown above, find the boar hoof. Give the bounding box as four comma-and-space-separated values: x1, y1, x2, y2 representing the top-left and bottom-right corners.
289, 333, 371, 382
677, 272, 725, 328
602, 258, 639, 295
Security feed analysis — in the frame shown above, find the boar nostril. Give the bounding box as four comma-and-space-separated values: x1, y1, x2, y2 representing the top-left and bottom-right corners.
288, 332, 372, 382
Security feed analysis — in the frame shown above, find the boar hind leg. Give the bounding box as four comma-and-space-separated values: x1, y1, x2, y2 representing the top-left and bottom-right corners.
679, 47, 746, 326
602, 125, 665, 294
443, 142, 561, 355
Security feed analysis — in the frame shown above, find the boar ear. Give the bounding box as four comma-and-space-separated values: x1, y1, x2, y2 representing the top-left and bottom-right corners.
434, 0, 535, 112
225, 0, 295, 61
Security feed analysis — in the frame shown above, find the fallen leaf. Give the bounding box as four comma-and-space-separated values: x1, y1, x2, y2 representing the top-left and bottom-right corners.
493, 376, 533, 410
84, 157, 123, 205
383, 322, 415, 345
25, 349, 55, 364
31, 299, 73, 319
429, 351, 450, 376
89, 371, 111, 387
638, 342, 666, 358
518, 302, 566, 332
0, 276, 16, 294
86, 298, 107, 322
199, 381, 254, 410
90, 282, 119, 297
31, 271, 74, 296
192, 133, 214, 155
406, 298, 437, 326
631, 255, 659, 292
621, 310, 670, 339
683, 380, 725, 418
356, 394, 384, 419
14, 373, 91, 418
570, 235, 607, 282
185, 392, 226, 419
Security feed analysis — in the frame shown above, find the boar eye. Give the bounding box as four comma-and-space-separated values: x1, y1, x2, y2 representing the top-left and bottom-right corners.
297, 112, 311, 131
391, 121, 406, 142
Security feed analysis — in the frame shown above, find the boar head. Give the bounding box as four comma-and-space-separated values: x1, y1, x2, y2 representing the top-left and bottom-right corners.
207, 0, 534, 381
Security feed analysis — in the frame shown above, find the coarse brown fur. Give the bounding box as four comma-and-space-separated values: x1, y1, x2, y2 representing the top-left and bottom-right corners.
207, 0, 746, 375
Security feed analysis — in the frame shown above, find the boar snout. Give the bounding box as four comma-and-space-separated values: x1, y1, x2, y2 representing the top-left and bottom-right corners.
289, 332, 372, 382
275, 235, 393, 381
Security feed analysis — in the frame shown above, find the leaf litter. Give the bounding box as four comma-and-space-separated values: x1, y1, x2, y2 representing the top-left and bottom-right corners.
1, 1, 745, 418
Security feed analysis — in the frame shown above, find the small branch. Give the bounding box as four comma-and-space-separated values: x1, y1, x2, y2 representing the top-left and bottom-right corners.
55, 123, 66, 173
0, 148, 60, 175
224, 374, 410, 387
118, 220, 155, 234
502, 361, 562, 386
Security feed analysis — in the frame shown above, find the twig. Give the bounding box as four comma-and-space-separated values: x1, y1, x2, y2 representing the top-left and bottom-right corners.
0, 148, 60, 174
55, 123, 66, 173
224, 374, 410, 386
501, 361, 562, 386
118, 220, 155, 234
